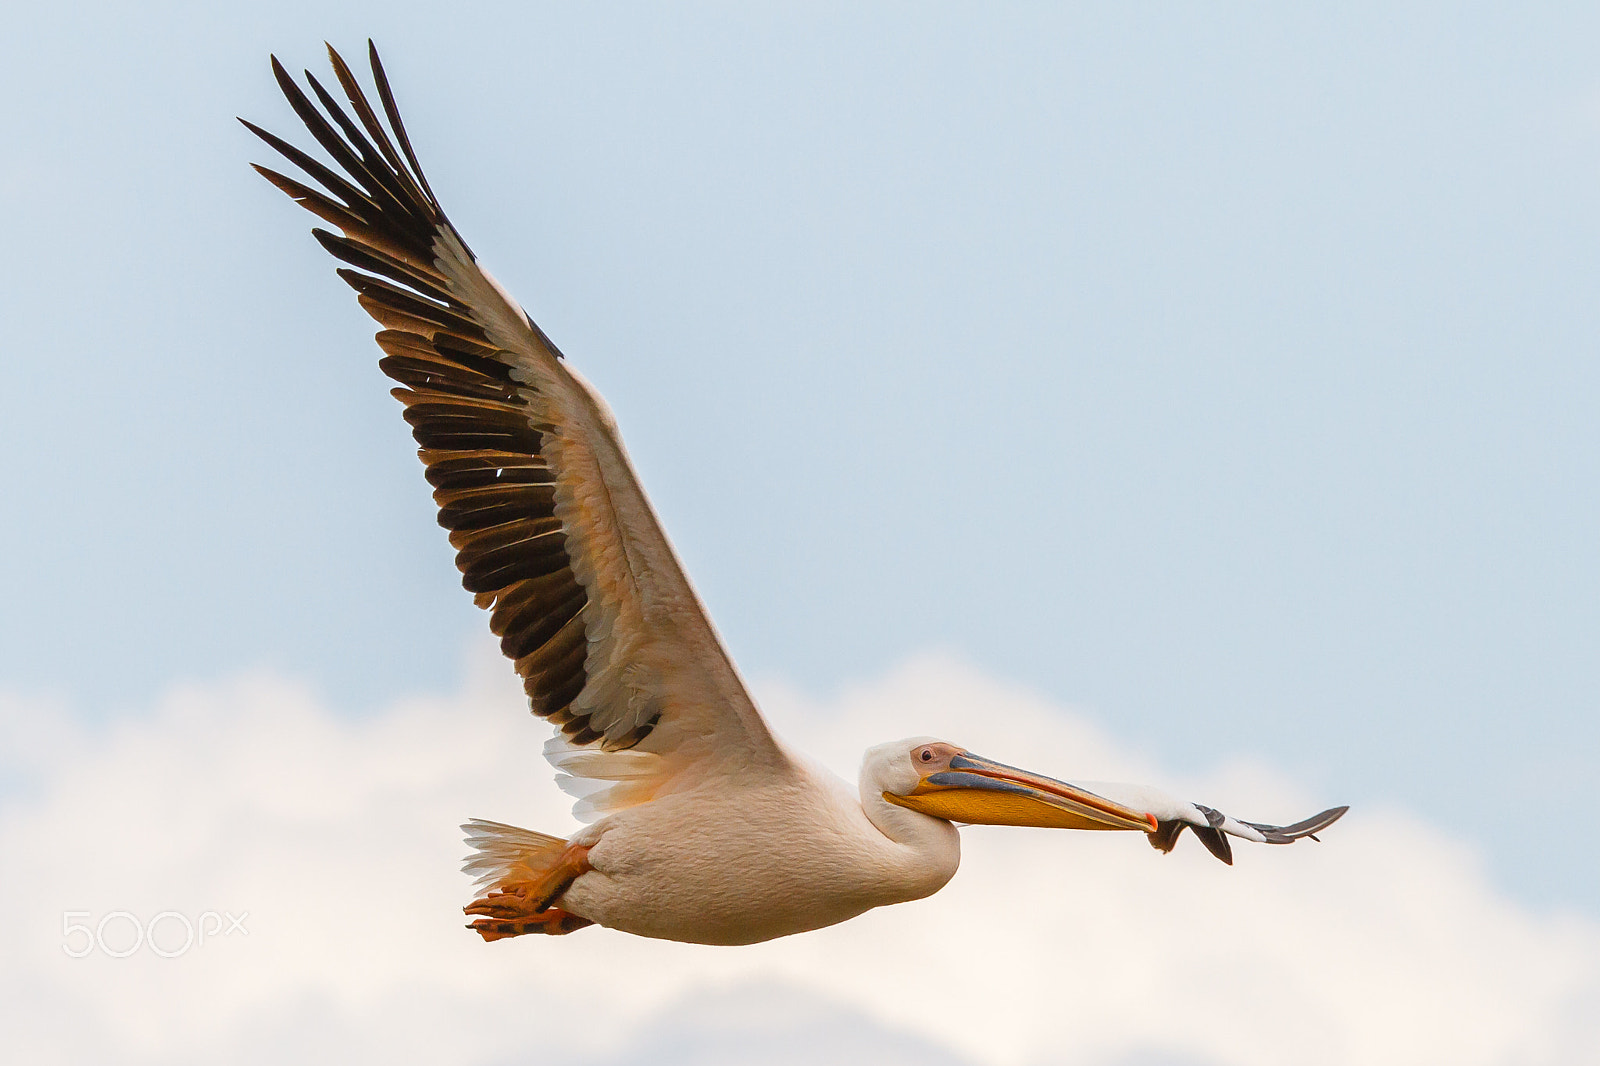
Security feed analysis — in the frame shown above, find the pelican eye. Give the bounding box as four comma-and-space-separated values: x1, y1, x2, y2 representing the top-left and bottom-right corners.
919, 747, 934, 763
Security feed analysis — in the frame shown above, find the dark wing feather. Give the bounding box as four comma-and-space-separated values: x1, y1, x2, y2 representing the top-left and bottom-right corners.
245, 43, 780, 761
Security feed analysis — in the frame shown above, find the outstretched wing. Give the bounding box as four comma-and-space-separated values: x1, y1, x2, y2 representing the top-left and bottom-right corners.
246, 43, 790, 811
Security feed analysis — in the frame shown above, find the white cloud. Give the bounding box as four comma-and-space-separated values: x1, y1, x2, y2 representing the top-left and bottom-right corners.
1, 651, 1595, 1066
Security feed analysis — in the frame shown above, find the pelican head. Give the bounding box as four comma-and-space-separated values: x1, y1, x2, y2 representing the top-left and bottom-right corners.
867, 738, 1158, 834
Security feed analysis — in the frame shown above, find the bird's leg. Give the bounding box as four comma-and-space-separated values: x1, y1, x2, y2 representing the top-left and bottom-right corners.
469, 908, 593, 940
463, 843, 592, 940
464, 843, 592, 916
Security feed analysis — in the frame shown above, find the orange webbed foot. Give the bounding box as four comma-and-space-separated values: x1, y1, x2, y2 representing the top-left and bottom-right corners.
462, 843, 593, 937
463, 883, 538, 920
467, 908, 593, 940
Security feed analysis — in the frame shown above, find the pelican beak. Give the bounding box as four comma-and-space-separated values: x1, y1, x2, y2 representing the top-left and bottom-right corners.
885, 751, 1158, 833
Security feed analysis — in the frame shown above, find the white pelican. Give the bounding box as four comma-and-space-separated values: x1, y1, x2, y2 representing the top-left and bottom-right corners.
246, 43, 1346, 947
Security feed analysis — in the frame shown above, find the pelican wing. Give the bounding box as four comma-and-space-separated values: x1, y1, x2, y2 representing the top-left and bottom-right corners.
246, 44, 789, 808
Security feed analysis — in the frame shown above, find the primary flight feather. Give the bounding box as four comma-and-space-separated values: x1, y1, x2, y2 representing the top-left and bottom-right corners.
246, 42, 1346, 946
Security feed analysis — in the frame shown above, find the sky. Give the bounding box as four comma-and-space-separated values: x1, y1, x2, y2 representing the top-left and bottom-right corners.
3, 3, 1599, 1062
5, 657, 1598, 1064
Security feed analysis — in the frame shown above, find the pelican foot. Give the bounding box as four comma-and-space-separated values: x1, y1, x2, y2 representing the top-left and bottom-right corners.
463, 843, 592, 927
464, 882, 540, 919
468, 908, 593, 940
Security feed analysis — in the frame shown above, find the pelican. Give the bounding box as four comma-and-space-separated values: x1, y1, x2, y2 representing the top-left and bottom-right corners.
246, 43, 1346, 947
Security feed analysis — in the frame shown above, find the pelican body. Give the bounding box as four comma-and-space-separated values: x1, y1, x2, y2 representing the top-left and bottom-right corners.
247, 43, 1346, 947
545, 749, 955, 946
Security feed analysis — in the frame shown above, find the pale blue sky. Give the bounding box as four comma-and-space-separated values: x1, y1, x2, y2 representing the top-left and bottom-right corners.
3, 1, 1597, 918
